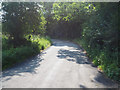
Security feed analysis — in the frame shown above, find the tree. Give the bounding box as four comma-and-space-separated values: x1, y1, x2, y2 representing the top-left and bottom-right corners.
2, 2, 43, 45
82, 2, 119, 50
46, 2, 94, 38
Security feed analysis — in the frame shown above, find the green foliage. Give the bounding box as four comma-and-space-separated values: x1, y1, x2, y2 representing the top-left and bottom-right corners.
1, 2, 119, 82
2, 35, 51, 70
38, 15, 47, 35
82, 3, 118, 49
2, 35, 10, 50
28, 35, 51, 50
104, 63, 120, 81
74, 39, 120, 82
46, 2, 96, 39
78, 3, 119, 82
52, 2, 94, 22
2, 46, 35, 69
2, 2, 46, 45
2, 2, 50, 70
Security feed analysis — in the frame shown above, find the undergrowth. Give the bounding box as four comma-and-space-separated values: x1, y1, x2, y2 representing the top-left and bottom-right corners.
74, 38, 120, 82
2, 35, 51, 70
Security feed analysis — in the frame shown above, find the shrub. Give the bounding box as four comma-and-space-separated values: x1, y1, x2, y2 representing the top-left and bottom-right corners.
2, 35, 51, 70
2, 46, 35, 69
74, 39, 120, 82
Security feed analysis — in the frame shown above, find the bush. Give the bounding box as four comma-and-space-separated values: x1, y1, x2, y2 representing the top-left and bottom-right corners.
29, 35, 51, 49
103, 63, 120, 81
2, 46, 35, 69
74, 39, 120, 82
2, 35, 51, 70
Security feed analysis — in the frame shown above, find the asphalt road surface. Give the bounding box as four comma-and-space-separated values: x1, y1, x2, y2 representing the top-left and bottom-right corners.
2, 39, 119, 88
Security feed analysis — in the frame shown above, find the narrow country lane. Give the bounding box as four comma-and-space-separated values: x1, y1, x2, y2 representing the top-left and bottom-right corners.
2, 39, 118, 88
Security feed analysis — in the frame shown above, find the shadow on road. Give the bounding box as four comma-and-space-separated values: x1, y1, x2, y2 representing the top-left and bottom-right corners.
79, 84, 87, 88
2, 39, 118, 88
57, 49, 118, 87
2, 52, 46, 82
94, 73, 118, 87
57, 49, 90, 64
52, 39, 80, 49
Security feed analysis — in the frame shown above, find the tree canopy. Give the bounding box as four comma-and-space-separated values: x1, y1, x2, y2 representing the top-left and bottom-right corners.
2, 2, 46, 45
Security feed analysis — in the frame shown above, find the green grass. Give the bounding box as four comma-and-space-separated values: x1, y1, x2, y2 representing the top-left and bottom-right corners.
29, 35, 51, 50
74, 38, 120, 82
2, 35, 51, 70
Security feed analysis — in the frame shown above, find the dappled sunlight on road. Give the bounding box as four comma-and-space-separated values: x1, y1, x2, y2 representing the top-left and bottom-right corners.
2, 39, 118, 88
57, 49, 89, 64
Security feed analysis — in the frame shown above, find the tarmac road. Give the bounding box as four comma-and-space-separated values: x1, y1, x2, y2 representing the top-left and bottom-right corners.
2, 39, 119, 88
